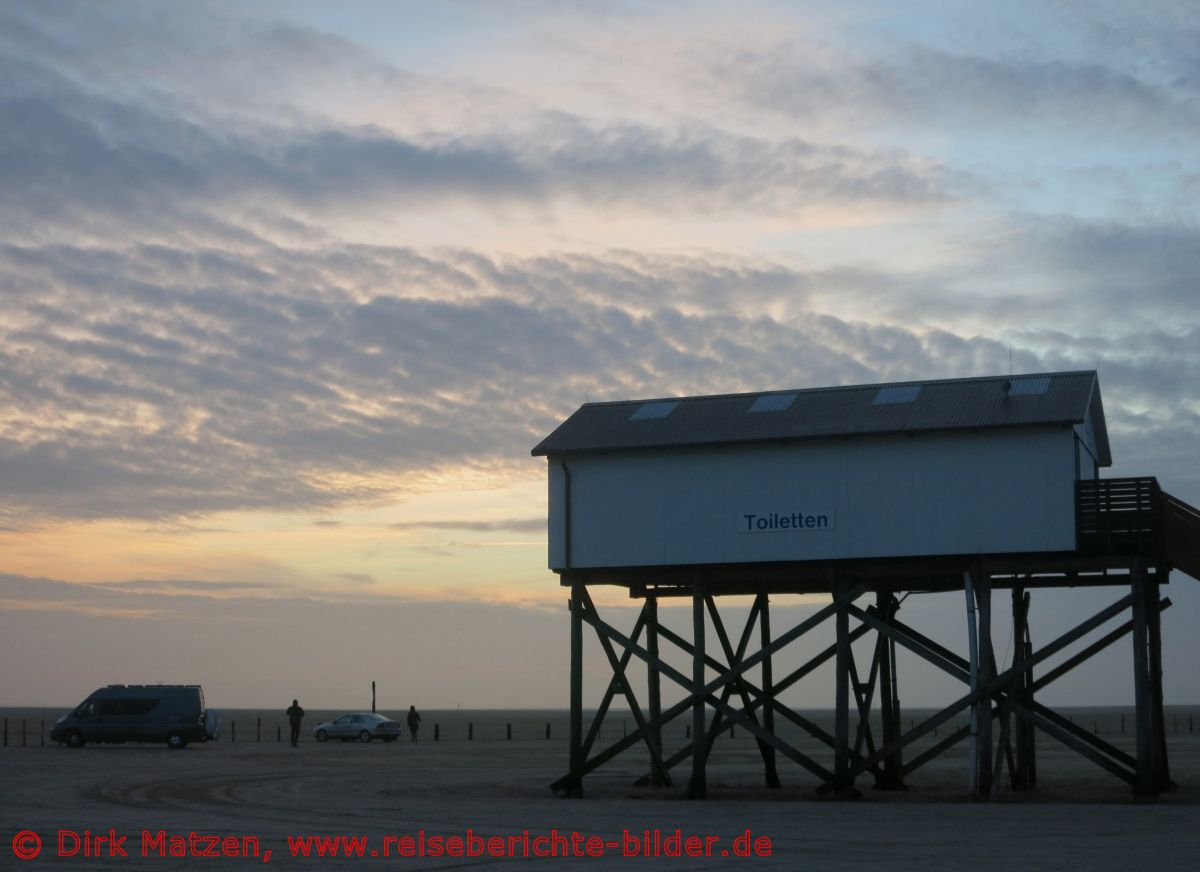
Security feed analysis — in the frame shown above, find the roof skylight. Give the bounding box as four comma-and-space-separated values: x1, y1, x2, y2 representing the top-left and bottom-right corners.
872, 385, 922, 405
1009, 376, 1051, 396
749, 393, 798, 413
630, 400, 680, 420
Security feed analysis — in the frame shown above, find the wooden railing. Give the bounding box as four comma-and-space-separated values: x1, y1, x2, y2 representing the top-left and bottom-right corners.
1076, 477, 1200, 580
1075, 477, 1163, 557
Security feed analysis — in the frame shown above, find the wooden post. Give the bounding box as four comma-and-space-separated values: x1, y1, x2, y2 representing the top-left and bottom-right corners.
507, 723, 512, 740
372, 681, 376, 714
468, 722, 474, 741
646, 594, 667, 787
277, 725, 281, 742
834, 579, 852, 794
567, 581, 584, 797
1011, 587, 1034, 790
434, 723, 439, 741
965, 572, 979, 795
1147, 569, 1172, 791
759, 592, 781, 788
688, 582, 707, 799
876, 590, 905, 789
1131, 561, 1155, 797
546, 722, 551, 740
231, 721, 236, 743
257, 717, 261, 743
975, 571, 994, 797
3, 717, 7, 747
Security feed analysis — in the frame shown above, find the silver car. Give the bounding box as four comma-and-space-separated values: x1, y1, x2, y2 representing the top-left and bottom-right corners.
312, 713, 402, 743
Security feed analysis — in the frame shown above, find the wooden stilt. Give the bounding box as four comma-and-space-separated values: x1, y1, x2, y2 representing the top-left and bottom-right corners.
1130, 561, 1156, 797
759, 592, 781, 788
975, 571, 994, 797
1011, 587, 1033, 790
1146, 569, 1173, 791
568, 581, 584, 798
646, 594, 667, 788
876, 591, 905, 789
833, 579, 856, 796
1022, 592, 1037, 789
688, 583, 707, 799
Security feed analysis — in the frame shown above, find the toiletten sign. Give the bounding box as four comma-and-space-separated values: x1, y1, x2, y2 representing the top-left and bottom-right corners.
738, 510, 835, 533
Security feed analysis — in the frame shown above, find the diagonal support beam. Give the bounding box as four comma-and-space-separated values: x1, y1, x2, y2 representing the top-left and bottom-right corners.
581, 604, 647, 759
1008, 699, 1136, 785
848, 593, 1134, 781
656, 608, 871, 758
567, 595, 842, 786
703, 595, 769, 759
850, 604, 970, 684
579, 590, 670, 781
1032, 598, 1171, 694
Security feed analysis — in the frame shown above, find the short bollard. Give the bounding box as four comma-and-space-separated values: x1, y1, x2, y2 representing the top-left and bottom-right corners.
277, 726, 282, 743
468, 722, 473, 741
545, 723, 551, 740
231, 721, 236, 743
434, 723, 439, 741
257, 718, 262, 743
506, 723, 512, 740
23, 719, 27, 747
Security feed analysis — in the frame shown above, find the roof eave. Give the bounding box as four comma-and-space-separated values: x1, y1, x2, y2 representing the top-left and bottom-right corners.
532, 418, 1085, 458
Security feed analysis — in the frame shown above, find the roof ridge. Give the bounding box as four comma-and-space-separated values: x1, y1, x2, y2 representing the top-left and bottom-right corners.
576, 370, 1097, 409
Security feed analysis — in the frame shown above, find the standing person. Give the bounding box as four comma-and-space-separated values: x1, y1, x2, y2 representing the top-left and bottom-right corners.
406, 705, 421, 743
286, 699, 305, 747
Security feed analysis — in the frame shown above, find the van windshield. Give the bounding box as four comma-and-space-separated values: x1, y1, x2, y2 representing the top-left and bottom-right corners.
72, 701, 98, 718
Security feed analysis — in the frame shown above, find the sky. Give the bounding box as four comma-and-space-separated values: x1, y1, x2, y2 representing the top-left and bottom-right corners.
1, 0, 1198, 712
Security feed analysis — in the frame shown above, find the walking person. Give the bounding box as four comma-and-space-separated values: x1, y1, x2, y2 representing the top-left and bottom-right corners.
406, 705, 421, 743
286, 699, 305, 747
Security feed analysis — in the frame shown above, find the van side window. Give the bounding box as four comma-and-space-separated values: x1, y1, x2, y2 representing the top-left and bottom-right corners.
73, 701, 98, 718
99, 699, 159, 716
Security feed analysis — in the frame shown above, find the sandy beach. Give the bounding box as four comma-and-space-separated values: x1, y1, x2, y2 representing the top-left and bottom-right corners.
4, 708, 1200, 870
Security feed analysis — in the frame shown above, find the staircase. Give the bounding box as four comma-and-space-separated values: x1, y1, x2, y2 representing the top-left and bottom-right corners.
1163, 490, 1200, 581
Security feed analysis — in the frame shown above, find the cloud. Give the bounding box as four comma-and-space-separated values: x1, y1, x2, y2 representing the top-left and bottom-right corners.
96, 579, 278, 594
333, 572, 375, 585
4, 231, 1200, 524
700, 14, 1200, 140
0, 6, 967, 255
389, 518, 547, 533
0, 73, 958, 239
0, 1, 1197, 527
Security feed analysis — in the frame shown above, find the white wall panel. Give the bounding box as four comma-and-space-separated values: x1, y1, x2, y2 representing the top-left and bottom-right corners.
548, 426, 1079, 569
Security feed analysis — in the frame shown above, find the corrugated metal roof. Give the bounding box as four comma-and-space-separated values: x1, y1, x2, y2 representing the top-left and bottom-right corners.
532, 371, 1112, 465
